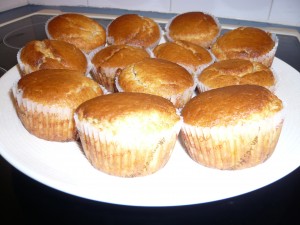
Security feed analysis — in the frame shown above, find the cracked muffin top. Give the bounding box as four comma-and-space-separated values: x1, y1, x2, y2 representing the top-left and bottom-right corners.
107, 14, 162, 49
153, 40, 214, 75
46, 13, 106, 53
18, 39, 89, 76
211, 27, 277, 67
197, 59, 276, 91
116, 58, 195, 108
91, 44, 151, 71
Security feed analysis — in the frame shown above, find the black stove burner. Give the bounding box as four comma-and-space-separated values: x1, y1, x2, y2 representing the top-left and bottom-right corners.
3, 22, 47, 49
0, 15, 51, 71
0, 66, 6, 75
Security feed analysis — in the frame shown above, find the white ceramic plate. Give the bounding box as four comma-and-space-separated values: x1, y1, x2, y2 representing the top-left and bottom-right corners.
0, 59, 300, 207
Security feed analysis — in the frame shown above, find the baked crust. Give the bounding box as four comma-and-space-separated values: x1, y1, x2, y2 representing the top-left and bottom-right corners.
19, 39, 88, 75
181, 84, 283, 127
107, 14, 161, 49
153, 40, 213, 73
75, 92, 180, 132
211, 27, 275, 63
91, 44, 150, 71
46, 13, 106, 53
166, 12, 220, 48
117, 58, 194, 97
198, 59, 275, 89
16, 69, 103, 108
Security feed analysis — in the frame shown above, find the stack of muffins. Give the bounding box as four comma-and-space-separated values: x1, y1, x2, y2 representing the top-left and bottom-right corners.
12, 11, 284, 177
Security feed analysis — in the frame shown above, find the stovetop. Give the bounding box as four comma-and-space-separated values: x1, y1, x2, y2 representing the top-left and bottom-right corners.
1, 9, 300, 225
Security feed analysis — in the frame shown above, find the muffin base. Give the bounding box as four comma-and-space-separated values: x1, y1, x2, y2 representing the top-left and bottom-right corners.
181, 112, 284, 170
12, 87, 76, 142
75, 117, 182, 177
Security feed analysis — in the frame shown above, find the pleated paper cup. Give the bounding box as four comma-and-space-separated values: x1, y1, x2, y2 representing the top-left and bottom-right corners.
180, 111, 284, 170
75, 114, 182, 177
13, 86, 76, 141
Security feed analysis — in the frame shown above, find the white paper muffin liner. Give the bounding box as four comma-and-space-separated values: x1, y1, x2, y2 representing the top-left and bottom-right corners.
44, 15, 54, 40
196, 65, 279, 93
164, 11, 221, 49
115, 76, 196, 109
12, 84, 76, 141
253, 33, 278, 67
74, 114, 182, 177
189, 49, 216, 79
180, 110, 284, 170
90, 65, 119, 93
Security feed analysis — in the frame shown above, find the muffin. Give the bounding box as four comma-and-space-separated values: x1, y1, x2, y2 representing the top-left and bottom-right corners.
165, 11, 220, 48
90, 44, 151, 92
116, 58, 195, 108
74, 92, 182, 177
12, 69, 103, 142
153, 40, 214, 77
17, 39, 90, 76
180, 84, 284, 170
106, 14, 162, 49
197, 59, 277, 92
211, 27, 278, 67
46, 13, 106, 53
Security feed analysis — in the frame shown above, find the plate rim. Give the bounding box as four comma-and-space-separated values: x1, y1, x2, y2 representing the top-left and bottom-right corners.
1, 58, 300, 207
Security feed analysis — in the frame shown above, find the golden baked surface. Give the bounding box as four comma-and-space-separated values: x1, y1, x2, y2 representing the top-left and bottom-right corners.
153, 40, 213, 71
182, 84, 283, 127
17, 69, 103, 108
167, 12, 220, 48
107, 14, 161, 48
47, 13, 106, 53
117, 58, 194, 95
211, 27, 275, 60
75, 92, 180, 132
19, 39, 88, 75
198, 59, 275, 88
91, 44, 150, 69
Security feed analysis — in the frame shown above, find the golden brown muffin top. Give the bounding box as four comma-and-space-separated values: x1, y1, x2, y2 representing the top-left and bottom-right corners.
153, 40, 213, 72
46, 13, 106, 53
91, 44, 150, 69
198, 59, 275, 88
19, 39, 88, 75
16, 69, 103, 108
166, 12, 220, 48
75, 92, 180, 132
181, 84, 283, 127
211, 27, 275, 60
107, 14, 161, 49
117, 58, 194, 96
